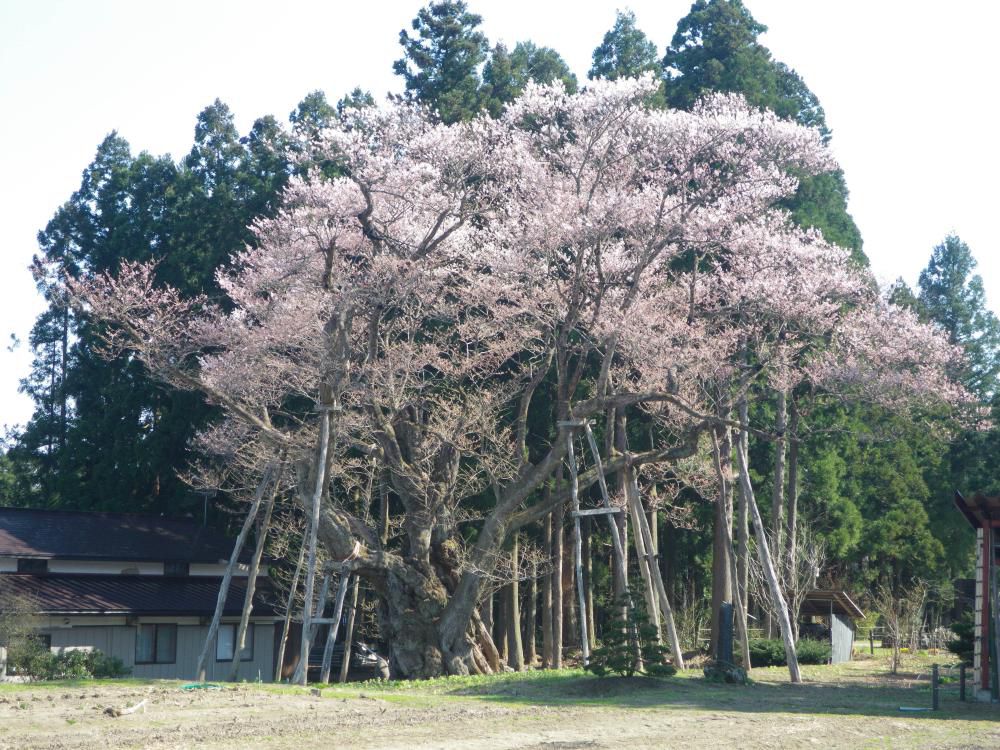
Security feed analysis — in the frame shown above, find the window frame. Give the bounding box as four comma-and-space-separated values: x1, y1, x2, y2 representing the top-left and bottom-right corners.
134, 623, 177, 665
215, 622, 254, 662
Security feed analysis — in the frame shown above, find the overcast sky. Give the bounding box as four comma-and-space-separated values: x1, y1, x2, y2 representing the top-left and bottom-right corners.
2, 0, 998, 431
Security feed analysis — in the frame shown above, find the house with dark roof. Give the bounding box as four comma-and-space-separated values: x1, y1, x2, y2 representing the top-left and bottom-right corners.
0, 507, 279, 682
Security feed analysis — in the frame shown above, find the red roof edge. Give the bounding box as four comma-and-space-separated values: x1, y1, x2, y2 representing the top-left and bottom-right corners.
955, 491, 981, 529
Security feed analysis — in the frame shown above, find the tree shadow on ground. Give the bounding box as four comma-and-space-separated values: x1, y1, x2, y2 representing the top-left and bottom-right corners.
445, 671, 999, 722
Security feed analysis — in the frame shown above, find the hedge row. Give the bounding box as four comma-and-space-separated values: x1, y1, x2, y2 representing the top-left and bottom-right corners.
748, 638, 831, 667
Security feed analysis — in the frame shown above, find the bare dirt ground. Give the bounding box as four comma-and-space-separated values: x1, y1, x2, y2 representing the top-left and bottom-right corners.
2, 658, 998, 750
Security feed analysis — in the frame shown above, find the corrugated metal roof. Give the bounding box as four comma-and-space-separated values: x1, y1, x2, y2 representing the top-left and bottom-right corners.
0, 507, 246, 563
800, 590, 865, 619
0, 574, 275, 616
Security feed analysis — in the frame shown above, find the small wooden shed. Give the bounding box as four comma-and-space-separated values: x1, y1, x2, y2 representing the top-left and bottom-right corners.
800, 590, 865, 664
954, 491, 1000, 701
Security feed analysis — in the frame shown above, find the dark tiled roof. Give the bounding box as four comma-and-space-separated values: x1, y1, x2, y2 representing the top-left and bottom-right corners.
0, 574, 276, 616
0, 507, 245, 563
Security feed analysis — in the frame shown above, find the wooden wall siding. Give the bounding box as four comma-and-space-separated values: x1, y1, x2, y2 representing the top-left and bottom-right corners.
44, 623, 276, 682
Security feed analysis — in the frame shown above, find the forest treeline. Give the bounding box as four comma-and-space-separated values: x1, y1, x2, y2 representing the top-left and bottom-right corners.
3, 0, 999, 653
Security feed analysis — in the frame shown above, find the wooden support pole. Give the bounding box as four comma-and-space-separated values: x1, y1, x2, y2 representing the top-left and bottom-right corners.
551, 485, 564, 669
565, 429, 590, 665
583, 517, 596, 652
737, 425, 751, 646
296, 407, 332, 685
526, 560, 538, 666
229, 473, 279, 681
582, 423, 628, 596
542, 509, 554, 668
320, 572, 351, 683
338, 575, 361, 683
710, 428, 751, 672
293, 571, 330, 685
626, 471, 661, 639
582, 422, 640, 665
275, 539, 306, 682
735, 416, 801, 684
507, 535, 525, 670
625, 468, 685, 670
571, 507, 624, 517
195, 464, 275, 682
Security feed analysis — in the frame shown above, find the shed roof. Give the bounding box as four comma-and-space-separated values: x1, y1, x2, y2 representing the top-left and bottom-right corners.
0, 574, 275, 617
954, 492, 1000, 529
800, 590, 865, 619
0, 507, 245, 563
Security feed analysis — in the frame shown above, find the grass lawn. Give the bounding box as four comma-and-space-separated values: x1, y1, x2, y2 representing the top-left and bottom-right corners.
1, 651, 996, 749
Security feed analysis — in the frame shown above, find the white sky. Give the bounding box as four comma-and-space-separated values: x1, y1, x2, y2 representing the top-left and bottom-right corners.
1, 0, 998, 431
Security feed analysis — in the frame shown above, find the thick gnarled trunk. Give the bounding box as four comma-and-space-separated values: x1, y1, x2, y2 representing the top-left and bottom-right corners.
378, 554, 497, 678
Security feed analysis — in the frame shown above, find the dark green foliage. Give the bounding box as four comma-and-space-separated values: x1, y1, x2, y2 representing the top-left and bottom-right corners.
290, 89, 349, 178
748, 638, 785, 667
664, 0, 820, 130
394, 2, 576, 123
7, 101, 293, 516
663, 0, 864, 264
2, 1, 974, 654
9, 642, 131, 680
901, 236, 1000, 576
336, 87, 376, 116
947, 612, 974, 664
918, 235, 1000, 400
782, 171, 864, 264
482, 42, 577, 118
393, 1, 489, 124
794, 638, 833, 665
590, 10, 662, 81
888, 278, 921, 310
748, 638, 830, 667
587, 595, 675, 678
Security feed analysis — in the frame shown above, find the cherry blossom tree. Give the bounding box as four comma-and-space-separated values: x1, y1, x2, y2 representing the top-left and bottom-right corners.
72, 76, 966, 679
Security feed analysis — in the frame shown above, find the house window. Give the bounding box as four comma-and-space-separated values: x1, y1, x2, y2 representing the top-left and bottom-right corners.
17, 558, 48, 573
135, 624, 176, 664
216, 623, 253, 662
164, 561, 189, 576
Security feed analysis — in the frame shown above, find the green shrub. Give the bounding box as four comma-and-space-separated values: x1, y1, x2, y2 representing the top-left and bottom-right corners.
748, 638, 831, 667
947, 613, 973, 665
7, 635, 51, 677
9, 642, 131, 680
748, 638, 785, 667
795, 638, 832, 664
87, 651, 130, 678
586, 595, 677, 678
53, 649, 91, 679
